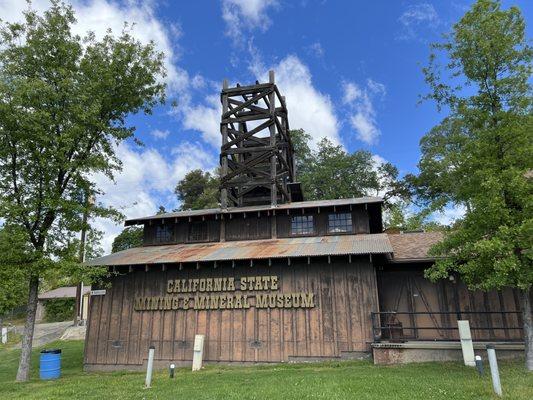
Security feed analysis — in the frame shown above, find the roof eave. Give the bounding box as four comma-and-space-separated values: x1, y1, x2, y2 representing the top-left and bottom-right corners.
387, 257, 439, 264
125, 197, 384, 226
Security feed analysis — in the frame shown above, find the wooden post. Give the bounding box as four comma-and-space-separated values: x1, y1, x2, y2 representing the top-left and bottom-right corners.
271, 210, 277, 238
220, 214, 226, 242
268, 70, 277, 207
221, 79, 229, 209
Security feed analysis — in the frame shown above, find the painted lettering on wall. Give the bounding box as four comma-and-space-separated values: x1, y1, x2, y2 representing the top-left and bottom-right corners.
133, 275, 315, 311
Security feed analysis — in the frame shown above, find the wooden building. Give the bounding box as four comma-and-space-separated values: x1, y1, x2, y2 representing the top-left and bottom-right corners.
85, 201, 523, 370
84, 74, 523, 370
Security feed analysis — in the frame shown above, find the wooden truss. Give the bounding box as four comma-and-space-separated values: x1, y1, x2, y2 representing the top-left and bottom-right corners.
220, 71, 297, 208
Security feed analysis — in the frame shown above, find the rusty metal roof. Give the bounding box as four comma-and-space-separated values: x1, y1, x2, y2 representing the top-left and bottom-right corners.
87, 233, 393, 266
125, 196, 383, 226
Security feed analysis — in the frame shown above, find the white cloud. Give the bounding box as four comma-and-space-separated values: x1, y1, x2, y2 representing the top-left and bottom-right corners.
371, 154, 387, 167
342, 79, 385, 145
252, 55, 340, 148
92, 141, 216, 253
306, 41, 324, 58
191, 74, 208, 90
181, 95, 221, 147
398, 3, 440, 41
150, 129, 170, 139
432, 204, 466, 226
370, 154, 388, 198
181, 54, 340, 150
342, 82, 363, 104
0, 0, 186, 92
367, 79, 386, 97
222, 0, 278, 45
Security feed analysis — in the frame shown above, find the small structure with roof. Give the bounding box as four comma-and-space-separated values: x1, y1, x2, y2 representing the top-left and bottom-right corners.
37, 286, 91, 323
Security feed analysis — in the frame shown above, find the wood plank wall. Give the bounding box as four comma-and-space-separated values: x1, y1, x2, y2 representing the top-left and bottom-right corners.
142, 205, 372, 245
226, 214, 270, 241
377, 267, 523, 341
84, 257, 379, 368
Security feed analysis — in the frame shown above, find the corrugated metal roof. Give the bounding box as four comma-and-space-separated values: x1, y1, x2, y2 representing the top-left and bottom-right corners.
87, 234, 392, 266
125, 196, 383, 225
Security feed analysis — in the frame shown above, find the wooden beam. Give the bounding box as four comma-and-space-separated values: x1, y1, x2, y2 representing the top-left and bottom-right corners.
221, 78, 229, 208
269, 70, 277, 207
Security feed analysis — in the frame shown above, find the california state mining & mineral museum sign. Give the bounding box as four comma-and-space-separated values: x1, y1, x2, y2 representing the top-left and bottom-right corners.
134, 275, 316, 312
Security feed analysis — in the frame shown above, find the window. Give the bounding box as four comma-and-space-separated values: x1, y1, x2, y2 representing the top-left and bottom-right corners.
291, 215, 314, 236
328, 213, 353, 234
188, 222, 208, 242
155, 225, 173, 243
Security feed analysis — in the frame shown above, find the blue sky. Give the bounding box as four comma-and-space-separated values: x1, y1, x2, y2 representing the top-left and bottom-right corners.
2, 0, 531, 251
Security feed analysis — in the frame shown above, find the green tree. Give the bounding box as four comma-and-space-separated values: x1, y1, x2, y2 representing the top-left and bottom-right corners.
0, 2, 165, 381
112, 227, 144, 253
290, 130, 409, 208
0, 226, 29, 335
384, 201, 445, 232
407, 0, 532, 369
175, 169, 220, 210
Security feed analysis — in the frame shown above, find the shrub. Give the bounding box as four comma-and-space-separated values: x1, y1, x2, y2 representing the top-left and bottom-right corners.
44, 298, 75, 322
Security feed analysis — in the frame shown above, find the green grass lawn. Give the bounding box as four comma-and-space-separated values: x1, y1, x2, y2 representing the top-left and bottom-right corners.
0, 341, 531, 400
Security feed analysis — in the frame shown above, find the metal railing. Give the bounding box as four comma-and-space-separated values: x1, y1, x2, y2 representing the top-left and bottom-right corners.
371, 311, 523, 343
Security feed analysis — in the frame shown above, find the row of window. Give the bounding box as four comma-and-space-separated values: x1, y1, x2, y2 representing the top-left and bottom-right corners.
153, 213, 354, 244
290, 213, 352, 236
155, 222, 209, 244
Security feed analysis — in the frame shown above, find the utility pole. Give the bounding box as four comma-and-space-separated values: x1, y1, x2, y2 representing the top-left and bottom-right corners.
74, 190, 93, 326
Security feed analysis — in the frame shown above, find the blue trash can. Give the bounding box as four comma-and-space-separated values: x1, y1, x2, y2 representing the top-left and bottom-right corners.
40, 349, 61, 380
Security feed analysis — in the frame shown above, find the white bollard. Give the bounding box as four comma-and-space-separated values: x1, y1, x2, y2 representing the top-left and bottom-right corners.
1, 328, 7, 344
458, 320, 475, 366
487, 345, 502, 397
192, 334, 205, 371
145, 346, 155, 388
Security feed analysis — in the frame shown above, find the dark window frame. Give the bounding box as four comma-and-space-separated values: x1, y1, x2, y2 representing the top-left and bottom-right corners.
154, 224, 173, 244
327, 212, 353, 234
290, 215, 315, 236
188, 221, 209, 242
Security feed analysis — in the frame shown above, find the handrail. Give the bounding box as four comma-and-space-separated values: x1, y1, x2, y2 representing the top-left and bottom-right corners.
371, 310, 523, 343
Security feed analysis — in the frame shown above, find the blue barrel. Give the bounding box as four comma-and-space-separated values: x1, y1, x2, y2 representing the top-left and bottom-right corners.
40, 349, 61, 380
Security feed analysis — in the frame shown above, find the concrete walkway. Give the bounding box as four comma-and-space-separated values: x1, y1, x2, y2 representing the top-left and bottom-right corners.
14, 321, 73, 348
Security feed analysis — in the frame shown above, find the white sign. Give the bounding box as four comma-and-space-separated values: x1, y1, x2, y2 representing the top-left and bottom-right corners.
458, 320, 475, 367
90, 289, 106, 296
192, 334, 205, 371
1, 327, 7, 344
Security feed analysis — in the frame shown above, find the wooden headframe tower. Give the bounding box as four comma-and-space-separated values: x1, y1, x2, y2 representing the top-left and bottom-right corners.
220, 71, 302, 208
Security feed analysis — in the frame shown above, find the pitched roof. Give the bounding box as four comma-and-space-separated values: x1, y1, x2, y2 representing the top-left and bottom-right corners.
38, 286, 91, 300
86, 233, 393, 266
125, 196, 383, 226
387, 231, 444, 262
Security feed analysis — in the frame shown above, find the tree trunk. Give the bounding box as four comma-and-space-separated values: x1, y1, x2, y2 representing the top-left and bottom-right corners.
0, 316, 3, 344
15, 276, 39, 382
521, 288, 533, 371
